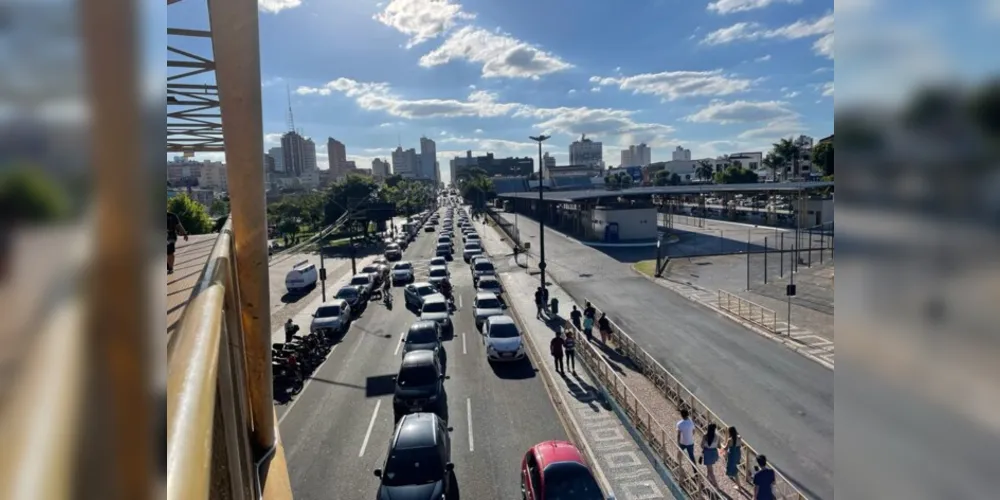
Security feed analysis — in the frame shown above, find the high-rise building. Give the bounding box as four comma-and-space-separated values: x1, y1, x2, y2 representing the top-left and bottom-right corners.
392, 146, 418, 177
569, 134, 603, 169
303, 138, 317, 172
327, 138, 347, 175
371, 158, 390, 178
198, 160, 227, 191
281, 131, 308, 176
621, 143, 651, 167
450, 152, 534, 181
264, 154, 276, 173
672, 146, 691, 161
419, 136, 436, 180
268, 146, 284, 172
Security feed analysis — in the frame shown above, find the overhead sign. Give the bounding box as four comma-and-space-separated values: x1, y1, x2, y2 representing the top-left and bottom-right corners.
624, 166, 643, 184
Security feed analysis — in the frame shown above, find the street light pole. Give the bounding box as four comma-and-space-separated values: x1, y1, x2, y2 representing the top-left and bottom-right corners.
529, 134, 550, 294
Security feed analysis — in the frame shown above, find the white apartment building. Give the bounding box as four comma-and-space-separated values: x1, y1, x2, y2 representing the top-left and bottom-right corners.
672, 146, 691, 161
198, 160, 228, 191
392, 146, 419, 178
268, 147, 284, 173
303, 138, 317, 172
167, 159, 202, 185
371, 158, 390, 178
569, 134, 603, 168
620, 143, 651, 167
327, 138, 347, 175
419, 137, 436, 181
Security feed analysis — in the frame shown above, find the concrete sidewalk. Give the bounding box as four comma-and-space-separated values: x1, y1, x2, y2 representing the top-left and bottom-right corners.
481, 230, 678, 500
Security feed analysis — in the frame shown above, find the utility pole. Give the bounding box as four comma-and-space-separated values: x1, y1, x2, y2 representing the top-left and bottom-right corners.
529, 134, 550, 293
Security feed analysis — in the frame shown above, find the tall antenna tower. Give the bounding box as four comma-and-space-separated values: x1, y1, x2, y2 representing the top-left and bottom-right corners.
285, 84, 296, 133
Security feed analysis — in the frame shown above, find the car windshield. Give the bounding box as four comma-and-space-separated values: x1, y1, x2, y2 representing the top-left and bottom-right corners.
407, 327, 438, 344
431, 259, 445, 266
542, 462, 604, 500
381, 447, 444, 486
336, 288, 357, 299
351, 276, 370, 285
479, 279, 499, 289
476, 297, 502, 309
362, 266, 378, 274
394, 262, 412, 270
416, 286, 437, 296
422, 301, 448, 314
488, 323, 519, 339
465, 242, 481, 249
315, 305, 341, 317
429, 268, 447, 277
474, 262, 494, 272
387, 244, 400, 250
397, 364, 438, 387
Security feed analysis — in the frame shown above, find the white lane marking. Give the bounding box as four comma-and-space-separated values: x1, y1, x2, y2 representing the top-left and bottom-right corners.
394, 332, 405, 356
462, 333, 467, 355
458, 295, 463, 309
359, 400, 381, 457
466, 398, 474, 452
277, 344, 338, 426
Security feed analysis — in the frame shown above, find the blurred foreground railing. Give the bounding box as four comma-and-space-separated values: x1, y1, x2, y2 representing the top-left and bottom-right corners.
167, 219, 292, 500
581, 302, 808, 500
717, 290, 778, 333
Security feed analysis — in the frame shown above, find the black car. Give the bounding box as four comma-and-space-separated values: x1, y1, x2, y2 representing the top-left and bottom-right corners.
393, 351, 447, 422
335, 285, 366, 315
374, 413, 454, 500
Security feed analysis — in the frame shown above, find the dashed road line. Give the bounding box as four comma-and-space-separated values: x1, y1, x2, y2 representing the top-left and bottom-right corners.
359, 400, 381, 457
466, 398, 474, 452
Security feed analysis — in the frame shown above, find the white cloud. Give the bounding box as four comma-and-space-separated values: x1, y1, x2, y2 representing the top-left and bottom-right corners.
419, 26, 573, 79
514, 106, 676, 147
590, 87, 601, 92
737, 118, 804, 140
378, 122, 398, 128
440, 131, 447, 135
474, 128, 484, 134
708, 0, 801, 15
684, 99, 798, 124
754, 54, 772, 62
296, 78, 523, 118
259, 0, 302, 14
440, 135, 538, 152
264, 133, 283, 147
784, 90, 800, 98
373, 0, 475, 48
820, 82, 834, 97
568, 89, 577, 95
701, 12, 834, 59
589, 69, 754, 101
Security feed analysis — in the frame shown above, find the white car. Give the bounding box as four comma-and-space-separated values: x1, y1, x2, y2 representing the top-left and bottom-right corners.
462, 242, 483, 262
403, 281, 440, 309
471, 258, 496, 284
482, 315, 525, 362
427, 265, 450, 287
392, 261, 415, 284
310, 299, 351, 334
472, 292, 506, 330
285, 260, 318, 293
419, 294, 453, 335
475, 276, 503, 296
429, 256, 448, 269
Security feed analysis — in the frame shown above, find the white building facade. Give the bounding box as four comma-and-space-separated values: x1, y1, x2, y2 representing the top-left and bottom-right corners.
672, 146, 691, 161
268, 147, 284, 173
620, 143, 651, 167
419, 137, 437, 181
569, 135, 603, 169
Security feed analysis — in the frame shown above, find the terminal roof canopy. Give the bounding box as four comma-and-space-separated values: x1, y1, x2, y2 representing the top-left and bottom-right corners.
495, 181, 834, 203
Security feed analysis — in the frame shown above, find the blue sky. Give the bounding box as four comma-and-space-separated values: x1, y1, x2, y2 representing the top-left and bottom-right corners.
170, 0, 835, 183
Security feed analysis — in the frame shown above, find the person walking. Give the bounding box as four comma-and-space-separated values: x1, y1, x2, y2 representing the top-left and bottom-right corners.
570, 305, 582, 331
700, 423, 722, 488
676, 408, 696, 465
752, 455, 776, 500
549, 333, 565, 375
597, 312, 611, 344
725, 426, 744, 492
583, 301, 596, 321
583, 315, 595, 343
535, 288, 544, 319
563, 330, 577, 374
167, 211, 188, 274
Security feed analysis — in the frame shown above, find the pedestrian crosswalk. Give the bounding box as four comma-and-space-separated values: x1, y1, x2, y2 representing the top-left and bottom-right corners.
654, 277, 835, 367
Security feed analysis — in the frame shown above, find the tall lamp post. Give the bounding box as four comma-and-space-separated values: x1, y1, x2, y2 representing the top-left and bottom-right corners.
529, 134, 550, 294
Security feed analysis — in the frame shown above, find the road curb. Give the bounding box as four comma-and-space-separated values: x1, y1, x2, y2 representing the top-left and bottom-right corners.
496, 272, 617, 499
629, 266, 835, 370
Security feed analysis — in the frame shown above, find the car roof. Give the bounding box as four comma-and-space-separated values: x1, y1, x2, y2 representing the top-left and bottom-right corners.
409, 320, 438, 332
531, 440, 586, 468
429, 265, 447, 271
486, 315, 515, 326
321, 299, 347, 307
352, 273, 372, 279
478, 276, 499, 283
401, 349, 436, 367
412, 281, 434, 288
475, 291, 499, 301
394, 413, 441, 450
422, 293, 447, 304
394, 261, 411, 267
338, 285, 360, 292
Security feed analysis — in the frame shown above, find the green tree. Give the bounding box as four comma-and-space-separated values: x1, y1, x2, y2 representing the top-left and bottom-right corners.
384, 174, 404, 188
762, 153, 782, 182
167, 194, 213, 234
209, 197, 230, 216
695, 160, 714, 181
771, 138, 799, 180
811, 141, 834, 176
460, 175, 495, 213
325, 174, 380, 224
0, 168, 71, 223
713, 166, 759, 184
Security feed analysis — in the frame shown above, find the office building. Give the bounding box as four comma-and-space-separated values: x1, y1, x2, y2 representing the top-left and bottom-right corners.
303, 138, 317, 172
327, 138, 347, 175
569, 134, 603, 169
280, 131, 308, 176
268, 146, 284, 172
620, 143, 651, 167
672, 146, 691, 161
167, 158, 203, 186
419, 136, 437, 180
371, 158, 390, 179
392, 146, 419, 178
451, 151, 533, 181
197, 160, 227, 191
264, 153, 276, 173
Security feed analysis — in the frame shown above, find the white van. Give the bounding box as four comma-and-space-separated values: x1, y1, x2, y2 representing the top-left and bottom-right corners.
285, 260, 318, 293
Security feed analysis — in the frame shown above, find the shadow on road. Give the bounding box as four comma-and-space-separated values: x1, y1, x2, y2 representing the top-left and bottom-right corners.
365, 374, 397, 398
489, 358, 537, 380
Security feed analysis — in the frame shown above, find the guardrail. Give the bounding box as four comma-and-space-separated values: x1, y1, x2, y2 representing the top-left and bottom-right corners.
717, 290, 778, 333
167, 219, 291, 499
581, 302, 807, 500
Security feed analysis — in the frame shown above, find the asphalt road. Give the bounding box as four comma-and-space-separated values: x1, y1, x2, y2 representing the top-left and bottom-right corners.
277, 208, 570, 500
499, 212, 834, 500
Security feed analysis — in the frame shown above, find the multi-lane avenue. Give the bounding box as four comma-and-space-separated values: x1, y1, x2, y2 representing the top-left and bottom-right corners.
275, 207, 572, 500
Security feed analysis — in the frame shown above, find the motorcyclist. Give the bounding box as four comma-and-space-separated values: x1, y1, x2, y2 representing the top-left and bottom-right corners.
382, 278, 392, 303
438, 278, 453, 299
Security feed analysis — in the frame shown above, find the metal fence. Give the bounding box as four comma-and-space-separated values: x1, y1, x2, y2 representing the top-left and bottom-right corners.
661, 213, 835, 260
579, 302, 809, 500
485, 208, 522, 249
717, 290, 779, 333
745, 226, 835, 316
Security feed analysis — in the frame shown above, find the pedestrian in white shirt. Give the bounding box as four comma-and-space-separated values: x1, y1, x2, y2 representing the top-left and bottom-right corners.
676, 408, 696, 464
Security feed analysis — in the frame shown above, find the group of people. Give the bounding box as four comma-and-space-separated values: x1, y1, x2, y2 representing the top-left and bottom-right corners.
677, 408, 776, 499
569, 301, 610, 344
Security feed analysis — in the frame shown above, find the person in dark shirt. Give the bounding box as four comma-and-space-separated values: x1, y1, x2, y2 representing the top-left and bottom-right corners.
752, 455, 776, 500
597, 313, 611, 344
563, 330, 577, 374
583, 301, 596, 320
167, 211, 188, 274
570, 305, 582, 331
549, 333, 565, 374
534, 287, 544, 319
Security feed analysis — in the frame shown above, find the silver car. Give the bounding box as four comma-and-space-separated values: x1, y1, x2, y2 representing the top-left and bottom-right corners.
310, 299, 351, 334
392, 261, 415, 284
349, 273, 376, 297
403, 282, 440, 309
419, 294, 453, 334
400, 320, 443, 358
472, 292, 506, 330
475, 276, 503, 296
427, 265, 450, 287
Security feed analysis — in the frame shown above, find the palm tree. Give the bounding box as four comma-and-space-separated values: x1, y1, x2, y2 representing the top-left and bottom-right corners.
762, 153, 781, 182
772, 138, 799, 181
695, 159, 714, 181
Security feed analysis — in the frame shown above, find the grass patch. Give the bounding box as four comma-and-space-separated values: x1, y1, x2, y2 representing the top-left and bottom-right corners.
633, 259, 658, 277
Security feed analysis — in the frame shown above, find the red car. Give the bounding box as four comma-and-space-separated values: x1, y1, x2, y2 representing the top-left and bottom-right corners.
520, 440, 608, 500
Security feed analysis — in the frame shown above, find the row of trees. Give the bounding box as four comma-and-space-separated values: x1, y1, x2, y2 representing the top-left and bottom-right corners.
454, 167, 496, 215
